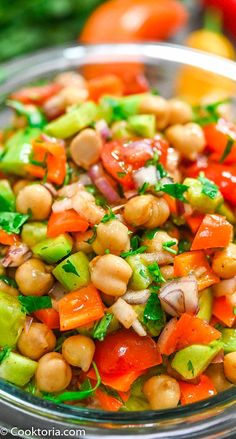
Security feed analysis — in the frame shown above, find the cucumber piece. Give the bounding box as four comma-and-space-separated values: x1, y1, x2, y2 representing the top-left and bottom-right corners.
0, 352, 37, 386
126, 255, 152, 291
53, 251, 90, 291
0, 180, 15, 212
21, 222, 47, 248
197, 288, 213, 323
33, 233, 73, 264
128, 114, 156, 138
221, 328, 236, 354
0, 291, 25, 347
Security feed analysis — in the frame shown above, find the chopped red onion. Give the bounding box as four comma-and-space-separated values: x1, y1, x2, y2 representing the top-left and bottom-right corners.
95, 119, 112, 141
124, 189, 138, 199
158, 318, 178, 355
132, 319, 147, 336
133, 166, 157, 189
159, 275, 199, 317
43, 182, 58, 197
52, 197, 73, 213
141, 252, 174, 266
213, 277, 236, 297
24, 316, 33, 334
2, 243, 32, 267
49, 282, 67, 301
212, 349, 224, 363
110, 298, 138, 329
89, 163, 121, 204
78, 173, 92, 186
122, 289, 150, 304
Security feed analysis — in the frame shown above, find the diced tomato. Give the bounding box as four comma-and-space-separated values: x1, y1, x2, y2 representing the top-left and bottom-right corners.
179, 375, 217, 405
10, 83, 61, 105
191, 214, 233, 251
204, 118, 236, 164
101, 138, 168, 189
88, 75, 124, 102
94, 329, 162, 376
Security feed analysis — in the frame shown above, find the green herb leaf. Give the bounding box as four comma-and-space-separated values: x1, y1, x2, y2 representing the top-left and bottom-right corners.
220, 136, 235, 163
187, 360, 195, 377
162, 240, 177, 254
0, 275, 18, 289
62, 260, 80, 277
7, 100, 46, 129
18, 295, 52, 314
138, 182, 149, 195
101, 207, 116, 223
198, 173, 219, 199
144, 228, 159, 240
0, 212, 29, 234
148, 262, 165, 283
54, 330, 78, 352
156, 163, 168, 178
86, 226, 97, 245
178, 239, 191, 254
93, 313, 113, 341
139, 269, 147, 279
156, 183, 189, 202
143, 293, 165, 325
0, 346, 11, 364
43, 362, 101, 403
117, 171, 127, 178
145, 151, 159, 167
121, 246, 147, 258
130, 235, 142, 251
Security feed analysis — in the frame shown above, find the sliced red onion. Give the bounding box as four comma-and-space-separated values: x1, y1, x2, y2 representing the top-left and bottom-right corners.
213, 277, 236, 297
122, 289, 150, 304
124, 189, 138, 199
2, 243, 32, 267
43, 182, 58, 197
24, 316, 33, 334
49, 282, 67, 301
133, 166, 157, 189
212, 349, 224, 363
110, 298, 138, 329
89, 163, 121, 204
141, 252, 174, 266
159, 275, 199, 317
52, 197, 73, 213
158, 318, 178, 355
177, 200, 193, 217
78, 173, 92, 186
95, 119, 112, 141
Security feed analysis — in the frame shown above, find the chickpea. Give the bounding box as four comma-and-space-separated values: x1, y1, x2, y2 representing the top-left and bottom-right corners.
70, 129, 102, 170
15, 258, 54, 296
224, 352, 236, 384
206, 364, 231, 392
168, 99, 193, 125
17, 323, 56, 360
139, 95, 170, 130
143, 230, 178, 253
62, 335, 95, 372
74, 230, 94, 254
165, 123, 206, 161
36, 352, 72, 393
143, 374, 180, 410
212, 244, 236, 279
16, 184, 52, 220
0, 279, 18, 297
123, 195, 170, 229
59, 86, 88, 106
92, 220, 130, 255
13, 179, 29, 195
90, 254, 132, 296
72, 190, 105, 225
160, 265, 174, 280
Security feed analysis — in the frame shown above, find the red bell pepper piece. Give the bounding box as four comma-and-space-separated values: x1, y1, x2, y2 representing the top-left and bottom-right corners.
179, 374, 217, 405
191, 214, 233, 250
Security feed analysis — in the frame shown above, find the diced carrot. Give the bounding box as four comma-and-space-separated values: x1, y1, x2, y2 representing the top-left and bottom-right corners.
87, 368, 145, 392
191, 214, 233, 251
47, 210, 89, 238
174, 250, 219, 290
34, 308, 60, 329
0, 230, 19, 245
95, 388, 123, 411
26, 138, 66, 185
87, 75, 124, 102
179, 375, 217, 405
212, 296, 236, 327
186, 213, 205, 234
58, 285, 104, 331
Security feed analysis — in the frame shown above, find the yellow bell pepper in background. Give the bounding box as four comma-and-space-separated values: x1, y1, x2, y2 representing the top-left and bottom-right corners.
176, 10, 236, 104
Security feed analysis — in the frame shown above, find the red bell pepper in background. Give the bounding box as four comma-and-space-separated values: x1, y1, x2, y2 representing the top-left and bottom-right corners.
81, 0, 187, 44
10, 83, 61, 106
47, 210, 89, 238
204, 118, 236, 164
174, 250, 219, 290
34, 308, 60, 329
203, 0, 236, 39
191, 214, 233, 251
179, 374, 217, 405
87, 75, 124, 102
212, 296, 236, 327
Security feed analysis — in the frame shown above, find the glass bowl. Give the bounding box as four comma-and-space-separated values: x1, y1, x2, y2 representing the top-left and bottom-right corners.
1, 43, 236, 439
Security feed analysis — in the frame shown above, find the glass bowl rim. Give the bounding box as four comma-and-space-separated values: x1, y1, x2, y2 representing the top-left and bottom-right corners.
0, 41, 236, 426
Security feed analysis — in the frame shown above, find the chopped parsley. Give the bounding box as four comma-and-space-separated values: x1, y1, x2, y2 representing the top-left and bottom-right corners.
187, 360, 195, 377
93, 313, 113, 341
220, 136, 235, 163
101, 207, 116, 223
194, 99, 230, 126
0, 346, 11, 364
86, 226, 97, 245
0, 212, 29, 234
178, 239, 191, 254
104, 249, 110, 254
148, 262, 165, 283
198, 173, 219, 199
0, 275, 17, 289
130, 234, 142, 250
162, 240, 177, 254
156, 163, 168, 178
144, 228, 159, 240
143, 293, 165, 325
62, 260, 80, 277
146, 151, 159, 167
18, 295, 52, 314
121, 246, 147, 258
54, 330, 78, 352
155, 182, 189, 202
138, 182, 149, 195
139, 269, 147, 279
117, 171, 127, 178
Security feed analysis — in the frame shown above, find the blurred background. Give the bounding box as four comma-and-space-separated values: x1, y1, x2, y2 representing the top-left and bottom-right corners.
0, 0, 236, 64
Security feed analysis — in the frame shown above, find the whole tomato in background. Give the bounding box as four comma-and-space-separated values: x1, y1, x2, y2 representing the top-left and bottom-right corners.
203, 0, 236, 39
80, 0, 188, 43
